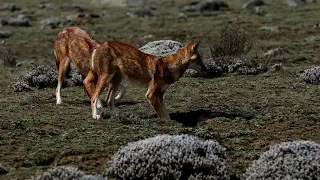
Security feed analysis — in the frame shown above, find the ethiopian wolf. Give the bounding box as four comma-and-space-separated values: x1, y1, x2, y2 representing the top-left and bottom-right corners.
54, 27, 126, 105
87, 40, 207, 120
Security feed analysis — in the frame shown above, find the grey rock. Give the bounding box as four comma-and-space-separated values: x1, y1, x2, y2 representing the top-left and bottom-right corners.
305, 35, 320, 42
263, 48, 285, 58
139, 40, 183, 57
184, 0, 228, 12
259, 26, 279, 32
242, 0, 265, 9
0, 164, 8, 175
287, 0, 307, 7
127, 8, 153, 17
39, 3, 56, 10
0, 30, 13, 38
0, 3, 21, 11
270, 63, 283, 72
40, 16, 77, 29
39, 3, 87, 12
91, 0, 160, 7
177, 12, 188, 21
0, 15, 31, 27
39, 17, 62, 29
59, 3, 87, 12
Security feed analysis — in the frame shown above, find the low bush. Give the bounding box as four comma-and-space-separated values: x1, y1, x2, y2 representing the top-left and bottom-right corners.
106, 134, 228, 180
244, 140, 320, 180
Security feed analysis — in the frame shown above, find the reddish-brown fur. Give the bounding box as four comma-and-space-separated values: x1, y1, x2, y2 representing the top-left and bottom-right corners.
54, 27, 126, 105
87, 40, 207, 120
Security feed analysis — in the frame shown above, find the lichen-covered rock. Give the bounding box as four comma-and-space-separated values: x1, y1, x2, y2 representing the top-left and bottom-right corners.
244, 141, 320, 180
139, 40, 183, 57
299, 66, 320, 84
106, 134, 228, 180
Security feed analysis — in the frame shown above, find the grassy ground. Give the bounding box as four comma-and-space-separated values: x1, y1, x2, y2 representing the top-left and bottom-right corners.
1, 0, 320, 179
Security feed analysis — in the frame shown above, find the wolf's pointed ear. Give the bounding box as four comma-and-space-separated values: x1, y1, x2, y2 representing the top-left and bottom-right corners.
192, 42, 201, 52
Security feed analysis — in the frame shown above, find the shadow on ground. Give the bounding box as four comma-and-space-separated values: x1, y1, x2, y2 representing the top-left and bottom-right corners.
170, 109, 253, 127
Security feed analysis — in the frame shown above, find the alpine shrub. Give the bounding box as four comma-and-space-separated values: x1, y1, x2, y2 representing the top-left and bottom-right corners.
12, 65, 57, 91
244, 140, 320, 180
106, 134, 228, 180
299, 66, 320, 84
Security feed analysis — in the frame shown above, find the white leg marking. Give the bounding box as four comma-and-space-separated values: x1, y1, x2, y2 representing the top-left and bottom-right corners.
56, 83, 62, 105
54, 49, 57, 60
93, 97, 101, 119
97, 98, 102, 109
91, 49, 97, 70
114, 84, 126, 101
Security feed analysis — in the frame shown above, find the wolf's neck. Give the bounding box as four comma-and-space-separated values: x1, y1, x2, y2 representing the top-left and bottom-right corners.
162, 53, 189, 81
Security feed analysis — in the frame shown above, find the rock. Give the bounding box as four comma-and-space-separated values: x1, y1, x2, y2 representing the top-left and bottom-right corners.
59, 3, 87, 12
259, 26, 279, 32
139, 40, 183, 57
242, 0, 265, 9
0, 3, 21, 11
263, 48, 285, 58
127, 8, 153, 17
254, 6, 266, 16
305, 36, 320, 42
177, 12, 188, 21
0, 15, 31, 27
287, 0, 307, 7
40, 0, 50, 3
39, 17, 62, 29
91, 0, 160, 7
39, 3, 87, 12
270, 63, 283, 72
0, 164, 8, 175
39, 3, 56, 10
0, 31, 13, 38
183, 0, 228, 12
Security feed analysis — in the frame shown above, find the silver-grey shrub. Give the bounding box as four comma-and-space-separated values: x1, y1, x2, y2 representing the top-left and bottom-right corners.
244, 140, 320, 180
106, 134, 228, 180
12, 65, 57, 91
31, 166, 107, 180
299, 66, 320, 84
